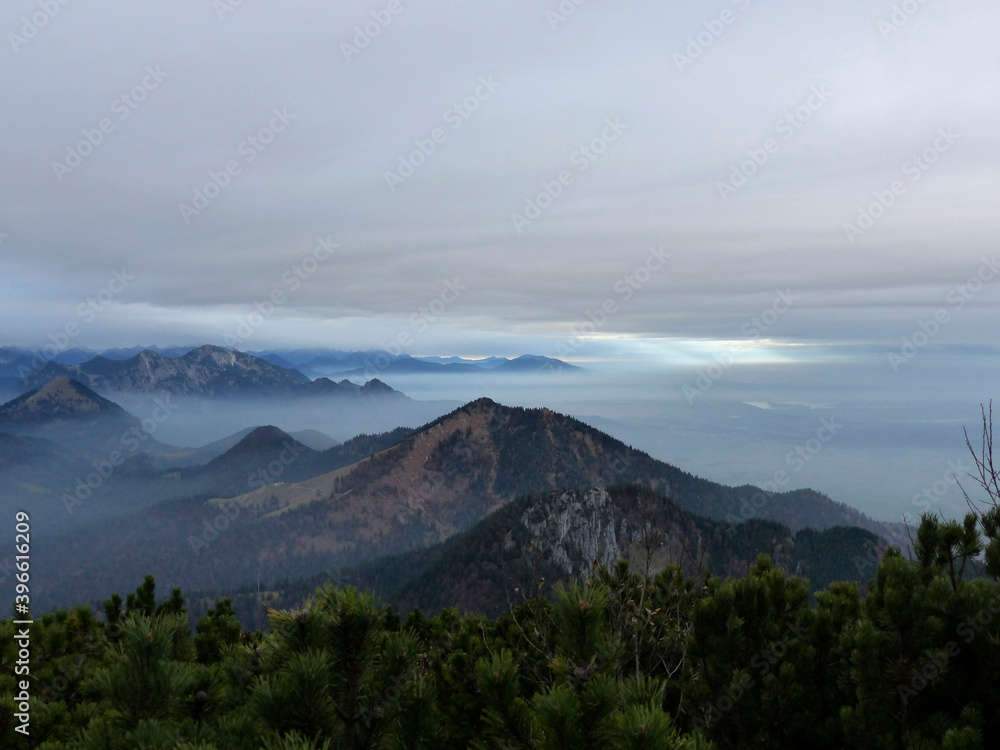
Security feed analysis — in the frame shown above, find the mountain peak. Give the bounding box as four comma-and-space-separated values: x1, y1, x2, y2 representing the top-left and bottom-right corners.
494, 354, 582, 373
360, 378, 397, 395
184, 345, 239, 364
44, 345, 317, 395
216, 425, 309, 462
35, 374, 86, 397
465, 396, 501, 412
0, 377, 126, 424
136, 349, 167, 363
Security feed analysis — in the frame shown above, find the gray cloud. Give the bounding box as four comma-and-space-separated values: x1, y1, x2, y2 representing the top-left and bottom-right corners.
2, 0, 998, 359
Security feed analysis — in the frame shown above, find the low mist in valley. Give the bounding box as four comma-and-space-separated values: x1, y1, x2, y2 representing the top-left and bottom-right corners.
347, 357, 991, 525
111, 391, 461, 448
65, 352, 995, 532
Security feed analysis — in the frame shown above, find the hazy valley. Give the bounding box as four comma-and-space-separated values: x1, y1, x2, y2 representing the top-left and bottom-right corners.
0, 344, 911, 623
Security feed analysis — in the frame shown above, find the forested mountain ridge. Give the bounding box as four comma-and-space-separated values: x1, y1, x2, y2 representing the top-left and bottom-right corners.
34, 398, 894, 615
0, 376, 176, 459
242, 484, 883, 621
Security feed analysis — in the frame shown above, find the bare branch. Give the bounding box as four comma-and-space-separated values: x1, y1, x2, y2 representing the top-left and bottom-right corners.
961, 401, 1000, 519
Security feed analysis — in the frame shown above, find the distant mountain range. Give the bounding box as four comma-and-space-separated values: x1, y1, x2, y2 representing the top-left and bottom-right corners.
1, 345, 579, 371
0, 345, 580, 400
191, 426, 339, 460
29, 397, 899, 615
3, 345, 405, 399
328, 353, 581, 377
0, 375, 337, 460
243, 349, 579, 376
0, 364, 902, 625
0, 377, 362, 535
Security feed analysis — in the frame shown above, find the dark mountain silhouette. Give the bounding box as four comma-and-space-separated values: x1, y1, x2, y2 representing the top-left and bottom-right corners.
288, 429, 339, 451
0, 346, 56, 378
338, 355, 484, 376
200, 426, 310, 470
187, 426, 339, 463
0, 375, 126, 424
302, 376, 403, 398
32, 398, 897, 613
0, 432, 93, 491
335, 353, 580, 377
0, 378, 184, 531
0, 376, 167, 459
17, 346, 310, 395
253, 352, 300, 371
8, 346, 405, 399
492, 354, 582, 373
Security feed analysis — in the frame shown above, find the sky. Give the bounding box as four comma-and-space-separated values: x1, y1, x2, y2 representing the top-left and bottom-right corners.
2, 0, 999, 367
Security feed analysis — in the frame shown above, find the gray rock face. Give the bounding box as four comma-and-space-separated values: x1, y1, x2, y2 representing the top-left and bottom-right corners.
520, 488, 625, 579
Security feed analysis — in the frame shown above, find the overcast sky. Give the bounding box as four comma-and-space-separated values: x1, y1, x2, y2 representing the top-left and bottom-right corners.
2, 0, 999, 364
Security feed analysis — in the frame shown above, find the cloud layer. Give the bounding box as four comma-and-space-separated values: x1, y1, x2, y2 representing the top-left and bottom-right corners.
2, 0, 998, 361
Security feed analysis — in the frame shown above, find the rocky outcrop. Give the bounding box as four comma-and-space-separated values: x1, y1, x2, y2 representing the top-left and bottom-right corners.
520, 488, 626, 578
